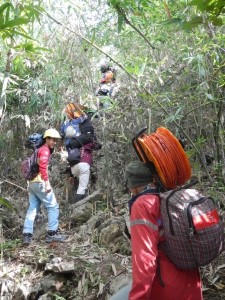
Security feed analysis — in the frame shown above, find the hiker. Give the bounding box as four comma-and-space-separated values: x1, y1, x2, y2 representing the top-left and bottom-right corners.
95, 64, 116, 102
23, 129, 67, 245
60, 104, 99, 172
70, 141, 101, 203
110, 160, 203, 300
60, 102, 87, 152
100, 64, 116, 84
68, 109, 96, 150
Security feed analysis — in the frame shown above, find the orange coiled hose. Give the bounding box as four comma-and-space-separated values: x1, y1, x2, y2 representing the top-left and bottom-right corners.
65, 103, 83, 119
134, 127, 191, 189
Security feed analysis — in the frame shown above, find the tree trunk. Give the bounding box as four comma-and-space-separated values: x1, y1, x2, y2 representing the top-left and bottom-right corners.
0, 48, 13, 124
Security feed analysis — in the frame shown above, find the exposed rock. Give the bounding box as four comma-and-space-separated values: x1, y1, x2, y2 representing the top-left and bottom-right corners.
97, 216, 130, 254
70, 202, 93, 225
72, 190, 103, 207
38, 294, 52, 300
40, 274, 65, 293
70, 190, 104, 225
0, 280, 15, 300
13, 282, 31, 300
45, 259, 75, 273
28, 282, 42, 299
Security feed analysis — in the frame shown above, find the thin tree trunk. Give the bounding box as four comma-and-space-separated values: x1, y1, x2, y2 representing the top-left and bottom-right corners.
0, 48, 13, 125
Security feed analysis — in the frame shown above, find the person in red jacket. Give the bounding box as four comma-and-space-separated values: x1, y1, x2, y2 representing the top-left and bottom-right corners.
23, 129, 67, 245
110, 161, 203, 300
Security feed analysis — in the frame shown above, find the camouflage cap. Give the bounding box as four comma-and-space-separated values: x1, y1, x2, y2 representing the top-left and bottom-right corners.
125, 161, 153, 189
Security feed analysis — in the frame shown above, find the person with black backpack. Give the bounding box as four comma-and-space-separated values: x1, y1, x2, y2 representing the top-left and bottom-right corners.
99, 63, 116, 84
68, 110, 96, 149
95, 64, 117, 106
109, 161, 203, 300
60, 102, 88, 151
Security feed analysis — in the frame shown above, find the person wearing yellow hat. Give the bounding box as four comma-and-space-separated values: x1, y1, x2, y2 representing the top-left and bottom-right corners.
110, 161, 203, 300
23, 128, 67, 245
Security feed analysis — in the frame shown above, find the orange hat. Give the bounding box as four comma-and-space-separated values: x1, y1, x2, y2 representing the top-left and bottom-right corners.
65, 103, 82, 119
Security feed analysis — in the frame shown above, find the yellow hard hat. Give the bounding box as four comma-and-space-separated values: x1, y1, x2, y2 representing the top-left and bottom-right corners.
43, 128, 61, 139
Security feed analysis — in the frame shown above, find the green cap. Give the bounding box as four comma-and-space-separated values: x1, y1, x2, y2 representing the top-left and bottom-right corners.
125, 161, 153, 189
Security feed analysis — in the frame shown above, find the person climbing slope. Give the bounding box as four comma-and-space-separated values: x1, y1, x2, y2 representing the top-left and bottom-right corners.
60, 102, 87, 152
70, 140, 101, 203
95, 64, 116, 101
68, 107, 96, 150
23, 129, 67, 245
100, 64, 116, 84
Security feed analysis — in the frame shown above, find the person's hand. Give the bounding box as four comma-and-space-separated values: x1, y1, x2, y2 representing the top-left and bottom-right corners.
68, 176, 74, 184
45, 181, 52, 193
59, 149, 68, 161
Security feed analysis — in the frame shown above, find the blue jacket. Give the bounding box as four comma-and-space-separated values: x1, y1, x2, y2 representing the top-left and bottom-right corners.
60, 115, 87, 149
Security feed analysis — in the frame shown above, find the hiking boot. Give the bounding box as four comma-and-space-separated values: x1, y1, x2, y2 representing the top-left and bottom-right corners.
45, 230, 67, 243
23, 233, 32, 245
74, 193, 87, 203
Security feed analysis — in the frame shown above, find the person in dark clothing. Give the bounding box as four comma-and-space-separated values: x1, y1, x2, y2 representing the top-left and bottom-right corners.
95, 64, 116, 104
68, 112, 95, 149
60, 103, 87, 152
100, 64, 116, 84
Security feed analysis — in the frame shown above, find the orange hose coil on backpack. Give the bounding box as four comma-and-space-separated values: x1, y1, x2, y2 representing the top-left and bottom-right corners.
65, 103, 83, 119
135, 127, 191, 189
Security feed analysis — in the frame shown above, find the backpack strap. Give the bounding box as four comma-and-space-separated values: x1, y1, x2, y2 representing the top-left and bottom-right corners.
156, 257, 165, 287
128, 187, 159, 213
128, 186, 165, 288
33, 148, 40, 164
124, 187, 159, 240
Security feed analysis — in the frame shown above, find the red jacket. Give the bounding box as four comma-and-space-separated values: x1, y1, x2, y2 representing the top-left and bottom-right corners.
129, 193, 203, 300
37, 144, 51, 181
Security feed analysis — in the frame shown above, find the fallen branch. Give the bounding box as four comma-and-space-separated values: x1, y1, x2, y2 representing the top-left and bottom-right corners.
1, 179, 27, 192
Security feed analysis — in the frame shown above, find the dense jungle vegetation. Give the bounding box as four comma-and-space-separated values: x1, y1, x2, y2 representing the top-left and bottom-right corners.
0, 0, 225, 299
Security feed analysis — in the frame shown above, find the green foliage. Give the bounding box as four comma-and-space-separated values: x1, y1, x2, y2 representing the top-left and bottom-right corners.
0, 1, 49, 123
191, 0, 225, 15
183, 0, 225, 28
0, 196, 14, 210
20, 266, 31, 276
0, 1, 44, 40
0, 0, 224, 187
14, 42, 49, 54
0, 239, 20, 252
